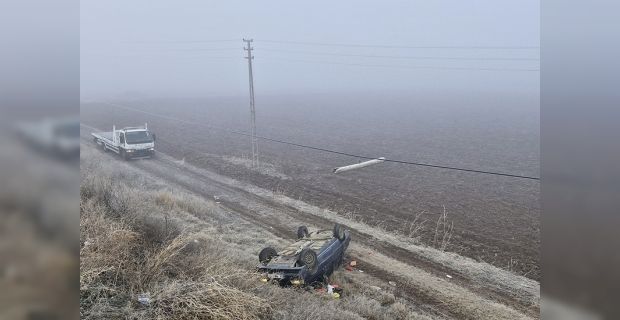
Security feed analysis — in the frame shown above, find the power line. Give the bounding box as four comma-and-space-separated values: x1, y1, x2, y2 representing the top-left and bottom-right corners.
80, 47, 240, 52
81, 38, 539, 49
87, 100, 540, 181
257, 48, 540, 61
81, 54, 241, 60
256, 39, 540, 49
258, 56, 540, 72
81, 39, 240, 44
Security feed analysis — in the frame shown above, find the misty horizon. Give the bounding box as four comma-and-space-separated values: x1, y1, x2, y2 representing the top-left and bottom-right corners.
80, 1, 539, 98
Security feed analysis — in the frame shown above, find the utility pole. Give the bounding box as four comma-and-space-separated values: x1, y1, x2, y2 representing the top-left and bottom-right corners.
244, 39, 258, 167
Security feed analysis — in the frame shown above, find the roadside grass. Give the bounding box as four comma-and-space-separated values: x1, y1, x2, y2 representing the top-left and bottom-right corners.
80, 146, 436, 320
224, 155, 289, 180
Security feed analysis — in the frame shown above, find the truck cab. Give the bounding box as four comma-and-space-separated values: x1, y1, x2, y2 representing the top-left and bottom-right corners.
116, 127, 156, 159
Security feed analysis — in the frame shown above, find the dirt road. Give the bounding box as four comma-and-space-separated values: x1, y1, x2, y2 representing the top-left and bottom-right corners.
80, 123, 539, 319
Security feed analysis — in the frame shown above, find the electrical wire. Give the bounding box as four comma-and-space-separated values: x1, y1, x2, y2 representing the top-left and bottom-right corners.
80, 47, 241, 52
87, 100, 540, 181
257, 48, 540, 61
81, 54, 241, 60
81, 39, 240, 44
255, 40, 540, 49
257, 56, 540, 72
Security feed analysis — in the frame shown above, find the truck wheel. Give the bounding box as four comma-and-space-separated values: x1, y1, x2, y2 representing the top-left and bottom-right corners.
298, 248, 318, 269
297, 226, 309, 239
259, 247, 278, 265
333, 223, 345, 242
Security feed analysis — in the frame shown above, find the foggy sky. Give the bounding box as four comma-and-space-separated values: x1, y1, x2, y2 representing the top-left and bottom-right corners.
80, 1, 540, 98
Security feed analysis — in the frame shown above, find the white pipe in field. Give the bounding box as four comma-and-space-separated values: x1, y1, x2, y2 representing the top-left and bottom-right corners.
333, 157, 386, 174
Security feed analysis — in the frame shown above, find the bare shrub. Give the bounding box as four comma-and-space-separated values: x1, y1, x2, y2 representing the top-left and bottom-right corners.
152, 281, 272, 320
507, 258, 518, 272
80, 172, 135, 218
130, 214, 181, 247
407, 211, 426, 241
380, 293, 396, 306
154, 189, 176, 209
388, 302, 411, 320
80, 191, 271, 319
141, 234, 206, 287
80, 200, 142, 313
433, 206, 453, 252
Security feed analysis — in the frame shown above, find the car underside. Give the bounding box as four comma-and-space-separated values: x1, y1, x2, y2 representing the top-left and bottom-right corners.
257, 223, 351, 286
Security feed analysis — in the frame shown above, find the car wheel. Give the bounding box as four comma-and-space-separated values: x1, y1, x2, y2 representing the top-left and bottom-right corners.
259, 247, 277, 265
299, 248, 318, 269
333, 223, 345, 242
297, 226, 309, 239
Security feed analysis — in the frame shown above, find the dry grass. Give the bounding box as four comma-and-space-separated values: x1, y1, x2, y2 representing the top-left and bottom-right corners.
153, 281, 272, 319
224, 155, 289, 180
80, 188, 273, 320
433, 206, 453, 252
80, 146, 438, 320
407, 211, 426, 242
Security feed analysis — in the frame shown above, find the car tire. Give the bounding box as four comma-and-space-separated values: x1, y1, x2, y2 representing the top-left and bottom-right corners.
298, 248, 318, 269
333, 223, 346, 242
297, 226, 309, 239
259, 247, 277, 265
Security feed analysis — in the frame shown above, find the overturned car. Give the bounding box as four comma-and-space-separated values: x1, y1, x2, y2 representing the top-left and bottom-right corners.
257, 223, 351, 286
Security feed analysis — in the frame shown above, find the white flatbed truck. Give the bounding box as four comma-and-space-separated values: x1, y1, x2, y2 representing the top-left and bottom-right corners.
91, 124, 156, 160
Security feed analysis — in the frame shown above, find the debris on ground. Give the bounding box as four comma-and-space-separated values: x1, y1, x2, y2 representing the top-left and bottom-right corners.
389, 281, 397, 286
370, 286, 381, 291
327, 285, 334, 294
350, 260, 357, 266
446, 274, 453, 279
345, 265, 353, 271
316, 284, 343, 297
137, 297, 149, 303
358, 270, 364, 273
